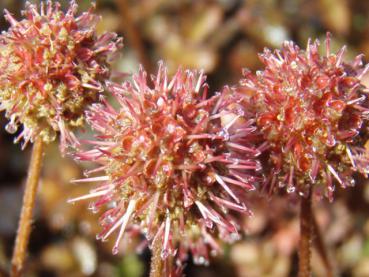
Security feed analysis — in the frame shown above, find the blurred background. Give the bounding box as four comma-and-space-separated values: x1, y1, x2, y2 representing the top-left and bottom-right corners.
1, 0, 369, 276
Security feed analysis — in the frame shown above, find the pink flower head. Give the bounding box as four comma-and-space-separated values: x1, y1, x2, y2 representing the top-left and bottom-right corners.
0, 1, 122, 151
69, 63, 261, 267
240, 34, 369, 201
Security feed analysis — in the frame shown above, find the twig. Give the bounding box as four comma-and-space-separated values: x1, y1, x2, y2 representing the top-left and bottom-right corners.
298, 188, 313, 277
11, 138, 44, 277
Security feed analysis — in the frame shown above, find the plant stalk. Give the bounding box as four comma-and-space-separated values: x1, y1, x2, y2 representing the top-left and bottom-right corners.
298, 188, 313, 277
150, 236, 164, 277
11, 137, 44, 277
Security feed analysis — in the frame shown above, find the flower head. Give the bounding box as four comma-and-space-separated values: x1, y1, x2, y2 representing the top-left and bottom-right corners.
240, 34, 369, 200
0, 1, 122, 150
69, 63, 260, 266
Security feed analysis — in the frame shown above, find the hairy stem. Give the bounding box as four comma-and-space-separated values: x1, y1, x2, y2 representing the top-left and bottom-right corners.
313, 212, 334, 277
150, 237, 163, 277
298, 189, 313, 277
11, 138, 44, 277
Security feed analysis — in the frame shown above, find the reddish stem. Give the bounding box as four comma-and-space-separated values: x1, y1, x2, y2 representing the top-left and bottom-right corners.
298, 189, 313, 277
11, 138, 44, 277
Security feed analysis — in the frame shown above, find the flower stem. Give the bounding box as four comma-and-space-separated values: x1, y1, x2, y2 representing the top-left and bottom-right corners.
11, 138, 44, 277
150, 236, 163, 277
312, 212, 334, 277
298, 188, 313, 277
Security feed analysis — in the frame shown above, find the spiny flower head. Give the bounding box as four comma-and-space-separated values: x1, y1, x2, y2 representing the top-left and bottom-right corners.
0, 1, 122, 150
240, 34, 369, 201
69, 63, 261, 266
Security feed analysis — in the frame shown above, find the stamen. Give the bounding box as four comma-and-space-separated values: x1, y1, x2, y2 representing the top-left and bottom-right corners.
112, 200, 137, 254
214, 174, 240, 203
227, 142, 260, 156
67, 188, 112, 203
71, 176, 109, 183
327, 164, 344, 187
346, 146, 356, 169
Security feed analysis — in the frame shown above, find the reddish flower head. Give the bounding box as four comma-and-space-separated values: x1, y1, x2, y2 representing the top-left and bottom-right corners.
69, 63, 260, 266
240, 34, 369, 201
0, 1, 122, 150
